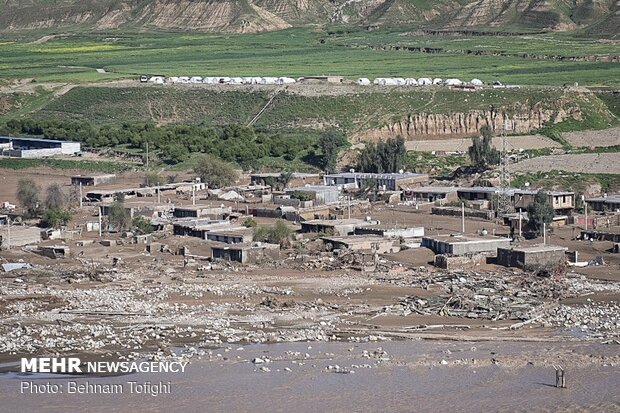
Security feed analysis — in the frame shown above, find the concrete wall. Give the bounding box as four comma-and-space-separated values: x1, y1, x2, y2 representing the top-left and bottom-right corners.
434, 254, 483, 270
61, 142, 81, 155
355, 226, 424, 238
431, 207, 495, 220
0, 227, 42, 248
5, 148, 62, 158
497, 247, 566, 270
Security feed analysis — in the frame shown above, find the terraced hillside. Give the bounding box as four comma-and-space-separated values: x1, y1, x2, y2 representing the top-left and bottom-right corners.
0, 0, 618, 36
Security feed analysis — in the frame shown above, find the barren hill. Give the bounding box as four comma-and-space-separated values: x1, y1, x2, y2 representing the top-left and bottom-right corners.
1, 0, 618, 36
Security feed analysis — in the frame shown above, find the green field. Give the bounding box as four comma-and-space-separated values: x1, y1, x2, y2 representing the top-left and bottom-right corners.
0, 28, 618, 85
0, 157, 136, 173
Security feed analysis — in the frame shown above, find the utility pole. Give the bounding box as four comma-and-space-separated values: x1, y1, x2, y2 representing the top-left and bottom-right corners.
348, 196, 351, 220
145, 142, 149, 172
6, 217, 11, 250
543, 222, 547, 245
584, 196, 588, 231
461, 202, 465, 233
79, 182, 83, 208
98, 206, 102, 237
518, 212, 522, 239
497, 118, 513, 217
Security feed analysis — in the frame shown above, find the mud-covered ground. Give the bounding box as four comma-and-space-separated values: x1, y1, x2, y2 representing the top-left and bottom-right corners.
0, 340, 618, 413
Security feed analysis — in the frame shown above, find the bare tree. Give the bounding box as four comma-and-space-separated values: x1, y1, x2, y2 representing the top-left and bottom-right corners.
17, 178, 41, 217
45, 183, 68, 210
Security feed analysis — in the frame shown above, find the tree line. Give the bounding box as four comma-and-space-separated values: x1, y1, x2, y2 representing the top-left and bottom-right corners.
0, 119, 348, 169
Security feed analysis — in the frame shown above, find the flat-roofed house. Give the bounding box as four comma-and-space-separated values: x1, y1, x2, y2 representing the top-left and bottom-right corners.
403, 186, 458, 203
513, 190, 575, 214
585, 194, 620, 212
422, 234, 510, 256
323, 172, 428, 191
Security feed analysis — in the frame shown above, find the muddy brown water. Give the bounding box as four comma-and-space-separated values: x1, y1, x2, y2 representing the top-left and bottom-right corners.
0, 340, 618, 412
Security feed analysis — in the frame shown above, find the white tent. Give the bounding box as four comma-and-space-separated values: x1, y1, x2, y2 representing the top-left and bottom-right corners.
179, 76, 190, 84
217, 77, 231, 84
278, 77, 296, 84
149, 76, 165, 84
394, 78, 406, 85
404, 78, 418, 86
357, 78, 371, 85
444, 78, 463, 86
168, 76, 179, 83
230, 77, 244, 84
433, 78, 443, 85
261, 77, 278, 85
190, 76, 203, 84
375, 78, 398, 86
470, 78, 484, 86
418, 77, 432, 85
202, 77, 216, 84
242, 77, 253, 84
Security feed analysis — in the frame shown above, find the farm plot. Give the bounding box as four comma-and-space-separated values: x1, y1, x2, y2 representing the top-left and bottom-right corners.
509, 153, 620, 174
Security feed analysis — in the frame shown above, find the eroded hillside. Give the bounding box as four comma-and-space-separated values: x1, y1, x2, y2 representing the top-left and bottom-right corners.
0, 0, 618, 35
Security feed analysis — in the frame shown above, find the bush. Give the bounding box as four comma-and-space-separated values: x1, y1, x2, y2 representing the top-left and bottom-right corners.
243, 217, 257, 228
253, 220, 292, 247
290, 191, 313, 202
144, 172, 166, 186
132, 216, 153, 234
43, 208, 72, 229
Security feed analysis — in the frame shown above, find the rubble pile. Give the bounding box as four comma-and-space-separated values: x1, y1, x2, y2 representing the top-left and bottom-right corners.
0, 257, 618, 359
544, 301, 620, 340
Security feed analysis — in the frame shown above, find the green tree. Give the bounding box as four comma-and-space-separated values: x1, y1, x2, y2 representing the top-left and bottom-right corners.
194, 154, 239, 188
45, 183, 68, 210
242, 217, 257, 228
108, 195, 131, 232
468, 125, 500, 170
356, 136, 406, 173
17, 178, 41, 217
527, 190, 554, 236
278, 172, 293, 190
132, 216, 153, 234
290, 190, 313, 201
144, 172, 166, 187
253, 220, 292, 247
164, 143, 189, 164
317, 129, 348, 173
43, 208, 72, 229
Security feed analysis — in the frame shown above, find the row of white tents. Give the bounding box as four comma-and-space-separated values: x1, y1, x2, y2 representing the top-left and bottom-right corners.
361, 77, 484, 87
146, 76, 297, 85
145, 75, 487, 87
